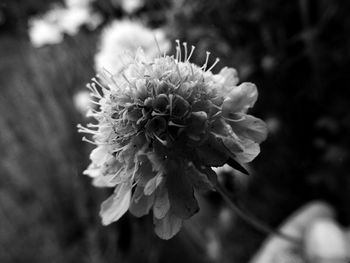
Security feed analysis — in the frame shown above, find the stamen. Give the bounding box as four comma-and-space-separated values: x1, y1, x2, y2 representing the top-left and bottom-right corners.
154, 134, 167, 146
187, 45, 195, 62
176, 40, 182, 62
207, 58, 220, 72
92, 78, 107, 90
202, 51, 211, 71
77, 124, 98, 134
153, 34, 162, 58
183, 42, 188, 61
168, 120, 186, 127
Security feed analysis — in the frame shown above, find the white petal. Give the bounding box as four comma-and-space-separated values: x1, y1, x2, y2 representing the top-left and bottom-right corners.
100, 183, 132, 225
235, 139, 260, 163
218, 67, 239, 87
90, 146, 109, 165
222, 82, 258, 115
229, 114, 268, 143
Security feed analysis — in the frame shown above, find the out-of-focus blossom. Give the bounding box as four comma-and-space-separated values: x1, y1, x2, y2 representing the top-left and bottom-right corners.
73, 90, 92, 115
261, 55, 276, 72
305, 219, 349, 262
28, 0, 102, 47
265, 117, 281, 135
79, 41, 267, 239
120, 0, 144, 14
28, 16, 64, 47
65, 0, 94, 8
94, 20, 171, 73
58, 6, 102, 35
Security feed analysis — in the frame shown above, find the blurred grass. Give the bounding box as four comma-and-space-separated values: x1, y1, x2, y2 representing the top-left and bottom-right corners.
0, 32, 124, 262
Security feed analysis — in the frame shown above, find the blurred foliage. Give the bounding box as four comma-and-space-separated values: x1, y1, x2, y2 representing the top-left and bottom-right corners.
1, 0, 350, 262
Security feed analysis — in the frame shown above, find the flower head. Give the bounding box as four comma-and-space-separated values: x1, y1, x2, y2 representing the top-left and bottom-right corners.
94, 20, 171, 74
79, 41, 267, 239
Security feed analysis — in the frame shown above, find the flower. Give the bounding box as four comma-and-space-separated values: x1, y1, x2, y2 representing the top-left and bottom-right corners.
79, 41, 267, 239
28, 6, 65, 47
28, 0, 102, 47
94, 20, 171, 74
120, 0, 144, 14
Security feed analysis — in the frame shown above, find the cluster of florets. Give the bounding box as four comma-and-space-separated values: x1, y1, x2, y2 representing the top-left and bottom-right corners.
78, 41, 267, 239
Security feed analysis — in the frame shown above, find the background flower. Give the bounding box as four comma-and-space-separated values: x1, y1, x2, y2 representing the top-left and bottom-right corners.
94, 20, 171, 73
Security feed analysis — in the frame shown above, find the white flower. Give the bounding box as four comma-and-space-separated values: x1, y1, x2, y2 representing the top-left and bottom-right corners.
28, 6, 65, 47
79, 41, 267, 239
120, 0, 144, 14
94, 20, 171, 73
28, 0, 102, 47
73, 90, 91, 115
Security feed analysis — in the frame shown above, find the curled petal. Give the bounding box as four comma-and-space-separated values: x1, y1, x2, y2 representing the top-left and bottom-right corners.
222, 82, 258, 115
153, 94, 169, 113
171, 95, 190, 118
100, 182, 132, 225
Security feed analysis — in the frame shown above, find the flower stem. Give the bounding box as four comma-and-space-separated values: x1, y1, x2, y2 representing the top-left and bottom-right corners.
215, 183, 301, 245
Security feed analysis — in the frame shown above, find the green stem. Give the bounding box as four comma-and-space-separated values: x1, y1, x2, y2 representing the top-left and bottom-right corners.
215, 183, 301, 245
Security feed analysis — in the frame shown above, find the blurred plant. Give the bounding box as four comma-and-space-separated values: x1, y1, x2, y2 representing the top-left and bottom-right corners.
94, 20, 170, 73
28, 0, 102, 47
119, 0, 145, 14
79, 40, 268, 239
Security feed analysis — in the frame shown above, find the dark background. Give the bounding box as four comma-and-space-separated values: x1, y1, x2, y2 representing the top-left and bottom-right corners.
0, 0, 349, 262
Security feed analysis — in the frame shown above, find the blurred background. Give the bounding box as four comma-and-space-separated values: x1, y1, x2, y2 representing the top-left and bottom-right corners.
0, 0, 349, 262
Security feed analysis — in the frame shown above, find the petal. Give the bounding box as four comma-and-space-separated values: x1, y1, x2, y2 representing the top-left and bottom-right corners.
99, 183, 132, 225
235, 139, 261, 163
144, 173, 163, 195
129, 185, 154, 217
228, 114, 268, 143
153, 185, 170, 219
92, 174, 118, 187
218, 67, 239, 87
153, 211, 183, 240
90, 146, 110, 165
166, 161, 199, 219
222, 82, 258, 115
